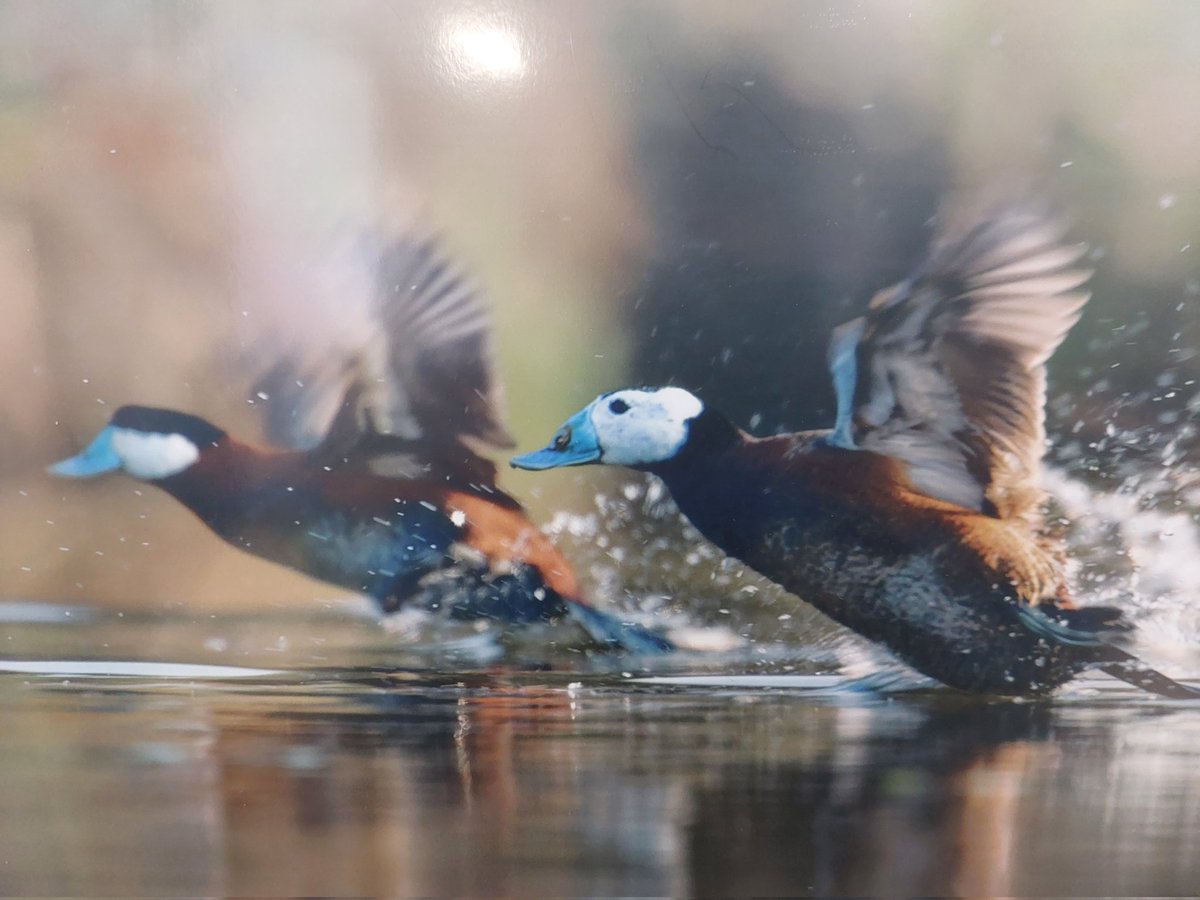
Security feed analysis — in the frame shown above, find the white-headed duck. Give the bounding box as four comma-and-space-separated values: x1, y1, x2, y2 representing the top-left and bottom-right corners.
51, 236, 670, 653
513, 209, 1197, 695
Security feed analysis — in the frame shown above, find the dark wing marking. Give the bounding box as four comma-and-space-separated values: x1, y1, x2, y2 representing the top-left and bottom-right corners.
828, 208, 1090, 518
367, 235, 514, 450
255, 234, 514, 486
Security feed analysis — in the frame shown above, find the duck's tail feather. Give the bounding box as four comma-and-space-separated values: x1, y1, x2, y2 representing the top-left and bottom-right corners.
567, 602, 675, 654
1095, 646, 1200, 700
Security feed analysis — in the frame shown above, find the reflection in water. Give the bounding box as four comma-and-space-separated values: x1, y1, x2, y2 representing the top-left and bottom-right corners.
686, 701, 1053, 896
214, 683, 685, 896
1, 668, 1198, 896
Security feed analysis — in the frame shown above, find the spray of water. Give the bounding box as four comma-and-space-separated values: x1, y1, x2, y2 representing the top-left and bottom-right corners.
1045, 466, 1200, 671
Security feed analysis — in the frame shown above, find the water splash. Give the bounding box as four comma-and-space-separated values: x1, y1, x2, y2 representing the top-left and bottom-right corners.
1044, 466, 1200, 670
543, 475, 867, 660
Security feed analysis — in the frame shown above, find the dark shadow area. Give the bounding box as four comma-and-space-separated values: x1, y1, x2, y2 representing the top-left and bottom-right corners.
621, 44, 946, 432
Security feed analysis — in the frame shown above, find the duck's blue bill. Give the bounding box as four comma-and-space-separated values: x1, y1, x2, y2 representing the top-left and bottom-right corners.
48, 426, 120, 478
510, 407, 600, 470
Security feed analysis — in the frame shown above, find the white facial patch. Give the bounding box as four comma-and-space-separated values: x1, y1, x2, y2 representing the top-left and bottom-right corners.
110, 429, 201, 480
589, 387, 703, 466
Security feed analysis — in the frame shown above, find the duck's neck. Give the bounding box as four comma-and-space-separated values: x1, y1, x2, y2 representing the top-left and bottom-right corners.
645, 408, 755, 551
155, 440, 299, 535
662, 406, 744, 468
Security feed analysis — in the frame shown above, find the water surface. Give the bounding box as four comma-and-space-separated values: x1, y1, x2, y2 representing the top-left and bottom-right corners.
1, 609, 1198, 897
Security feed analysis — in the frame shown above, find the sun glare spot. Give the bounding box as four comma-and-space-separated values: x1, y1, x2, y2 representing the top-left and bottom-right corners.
440, 14, 527, 86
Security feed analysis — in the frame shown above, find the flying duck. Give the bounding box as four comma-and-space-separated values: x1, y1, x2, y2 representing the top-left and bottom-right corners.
50, 235, 671, 653
512, 208, 1197, 696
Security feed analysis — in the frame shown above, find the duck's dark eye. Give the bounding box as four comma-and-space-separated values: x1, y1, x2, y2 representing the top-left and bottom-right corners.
553, 426, 572, 451
608, 398, 630, 415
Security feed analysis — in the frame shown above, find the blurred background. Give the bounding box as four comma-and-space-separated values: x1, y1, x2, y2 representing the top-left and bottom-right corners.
1, 0, 1197, 626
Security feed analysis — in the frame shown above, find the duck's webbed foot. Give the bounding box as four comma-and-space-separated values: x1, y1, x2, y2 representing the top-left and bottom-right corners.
384, 561, 569, 624
375, 562, 675, 653
1039, 603, 1132, 636
564, 601, 675, 654
1016, 603, 1126, 648
1016, 603, 1198, 698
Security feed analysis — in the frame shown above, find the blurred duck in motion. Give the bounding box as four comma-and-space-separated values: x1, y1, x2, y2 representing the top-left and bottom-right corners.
50, 236, 671, 654
513, 207, 1198, 696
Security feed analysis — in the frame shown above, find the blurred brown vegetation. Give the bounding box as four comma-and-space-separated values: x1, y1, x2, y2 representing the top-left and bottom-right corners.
0, 0, 1196, 613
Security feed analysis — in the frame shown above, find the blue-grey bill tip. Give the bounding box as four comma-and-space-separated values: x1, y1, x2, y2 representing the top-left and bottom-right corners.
47, 427, 120, 478
510, 408, 601, 470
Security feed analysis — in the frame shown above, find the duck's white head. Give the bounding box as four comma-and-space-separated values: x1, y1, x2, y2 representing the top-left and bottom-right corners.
511, 386, 705, 470
49, 406, 226, 482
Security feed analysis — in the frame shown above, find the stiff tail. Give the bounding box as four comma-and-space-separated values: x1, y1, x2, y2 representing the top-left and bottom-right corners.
1096, 646, 1200, 700
1018, 604, 1199, 700
566, 601, 675, 654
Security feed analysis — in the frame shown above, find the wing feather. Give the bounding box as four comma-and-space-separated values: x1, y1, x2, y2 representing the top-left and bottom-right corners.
831, 207, 1090, 519
254, 234, 514, 486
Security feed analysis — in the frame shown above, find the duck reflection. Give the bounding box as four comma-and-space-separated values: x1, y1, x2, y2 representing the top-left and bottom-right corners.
684, 700, 1054, 897
7, 677, 1200, 896
204, 683, 1061, 896
211, 681, 685, 896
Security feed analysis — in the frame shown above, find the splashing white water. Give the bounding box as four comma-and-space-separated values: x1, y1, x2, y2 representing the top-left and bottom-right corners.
1044, 467, 1200, 670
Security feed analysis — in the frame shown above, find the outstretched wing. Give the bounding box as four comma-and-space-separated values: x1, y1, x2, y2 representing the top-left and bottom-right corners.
827, 208, 1090, 518
255, 234, 514, 485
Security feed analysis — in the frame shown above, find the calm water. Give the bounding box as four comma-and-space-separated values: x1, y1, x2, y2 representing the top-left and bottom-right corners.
1, 607, 1199, 897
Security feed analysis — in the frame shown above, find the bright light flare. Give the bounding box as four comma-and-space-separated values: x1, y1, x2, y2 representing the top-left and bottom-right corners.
440, 13, 527, 85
